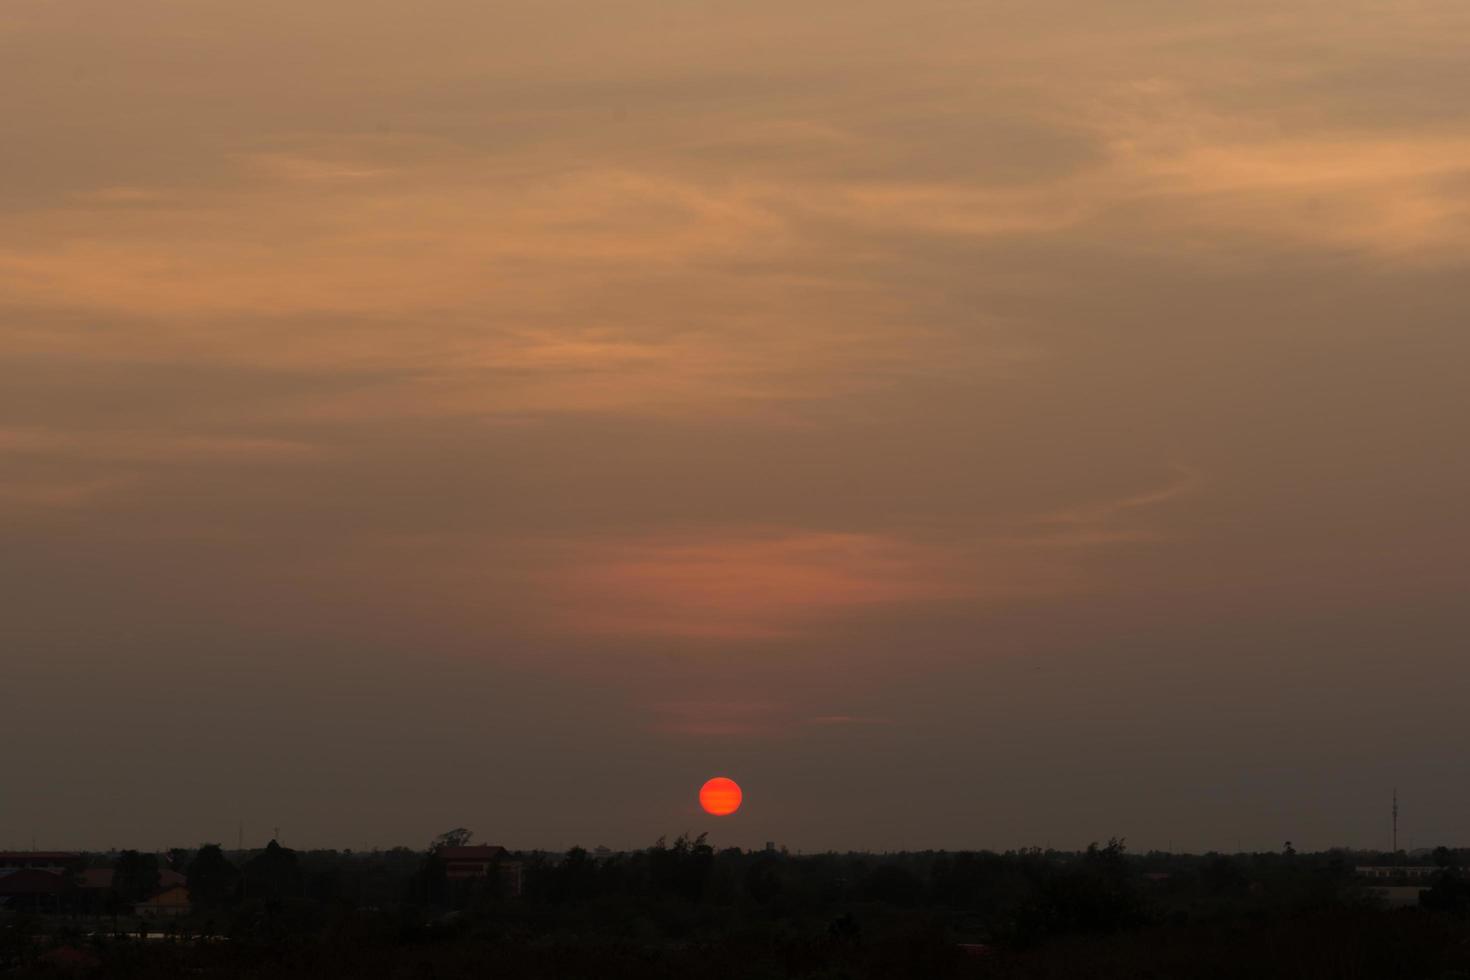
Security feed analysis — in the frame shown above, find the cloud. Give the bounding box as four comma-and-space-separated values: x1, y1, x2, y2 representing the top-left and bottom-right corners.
8, 5, 1466, 447
649, 703, 894, 737
1111, 131, 1470, 254
0, 427, 320, 464
541, 530, 970, 640
535, 502, 1185, 641
0, 150, 1008, 424
809, 714, 891, 727
649, 700, 787, 737
1032, 467, 1200, 545
0, 428, 321, 518
0, 474, 141, 509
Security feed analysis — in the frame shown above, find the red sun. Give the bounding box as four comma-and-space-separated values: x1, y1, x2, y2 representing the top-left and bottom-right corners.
699, 777, 742, 816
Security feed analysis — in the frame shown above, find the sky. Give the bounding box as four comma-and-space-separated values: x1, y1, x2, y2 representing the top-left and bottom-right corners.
2, 0, 1468, 855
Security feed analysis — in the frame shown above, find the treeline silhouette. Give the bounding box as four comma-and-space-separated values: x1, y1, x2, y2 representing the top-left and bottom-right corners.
5, 836, 1470, 978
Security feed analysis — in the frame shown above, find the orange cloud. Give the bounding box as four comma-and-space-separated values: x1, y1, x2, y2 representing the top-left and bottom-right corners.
0, 474, 141, 510
1031, 467, 1199, 547
536, 473, 1197, 640
0, 427, 319, 463
649, 700, 788, 737
809, 714, 891, 727
544, 530, 969, 640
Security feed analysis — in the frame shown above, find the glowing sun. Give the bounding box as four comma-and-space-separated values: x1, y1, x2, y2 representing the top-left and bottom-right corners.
699, 776, 742, 816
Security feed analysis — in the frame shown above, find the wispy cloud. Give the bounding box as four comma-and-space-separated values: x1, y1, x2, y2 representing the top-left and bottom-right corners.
536, 491, 1192, 641
809, 714, 891, 727
0, 427, 320, 464
1096, 87, 1470, 254
649, 700, 788, 737
1032, 466, 1200, 546
0, 473, 141, 509
543, 530, 967, 640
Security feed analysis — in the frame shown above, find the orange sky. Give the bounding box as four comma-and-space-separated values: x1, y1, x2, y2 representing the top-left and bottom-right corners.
3, 0, 1468, 853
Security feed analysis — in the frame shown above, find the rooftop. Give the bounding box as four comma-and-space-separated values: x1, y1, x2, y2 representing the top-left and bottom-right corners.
438, 846, 507, 861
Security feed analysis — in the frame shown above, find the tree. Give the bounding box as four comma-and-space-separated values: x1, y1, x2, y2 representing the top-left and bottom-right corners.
744, 857, 783, 905
1012, 838, 1145, 944
429, 828, 473, 853
187, 845, 240, 909
862, 864, 923, 907
112, 851, 160, 904
1421, 869, 1470, 915
550, 847, 598, 904
648, 834, 714, 902
1201, 855, 1247, 895
242, 840, 302, 902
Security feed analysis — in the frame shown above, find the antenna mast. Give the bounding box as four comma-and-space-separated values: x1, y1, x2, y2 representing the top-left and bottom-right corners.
1392, 788, 1399, 853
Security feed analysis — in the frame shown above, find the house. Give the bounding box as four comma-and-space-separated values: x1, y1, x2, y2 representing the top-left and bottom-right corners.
0, 868, 69, 910
37, 947, 101, 972
0, 868, 68, 897
0, 852, 82, 874
437, 846, 522, 897
0, 855, 85, 912
135, 884, 192, 918
78, 868, 115, 891
76, 869, 116, 913
1371, 885, 1430, 908
1356, 866, 1439, 880
438, 845, 506, 878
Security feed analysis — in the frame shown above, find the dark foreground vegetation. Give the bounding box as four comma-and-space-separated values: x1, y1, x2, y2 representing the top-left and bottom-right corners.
6, 835, 1470, 979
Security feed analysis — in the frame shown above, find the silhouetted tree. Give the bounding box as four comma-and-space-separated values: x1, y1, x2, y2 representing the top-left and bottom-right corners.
1012, 838, 1145, 944
551, 847, 598, 904
648, 834, 714, 902
242, 840, 302, 902
1421, 869, 1470, 916
112, 850, 160, 904
862, 864, 923, 907
1202, 855, 1247, 894
744, 856, 783, 904
430, 828, 473, 853
828, 911, 862, 942
187, 844, 240, 909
